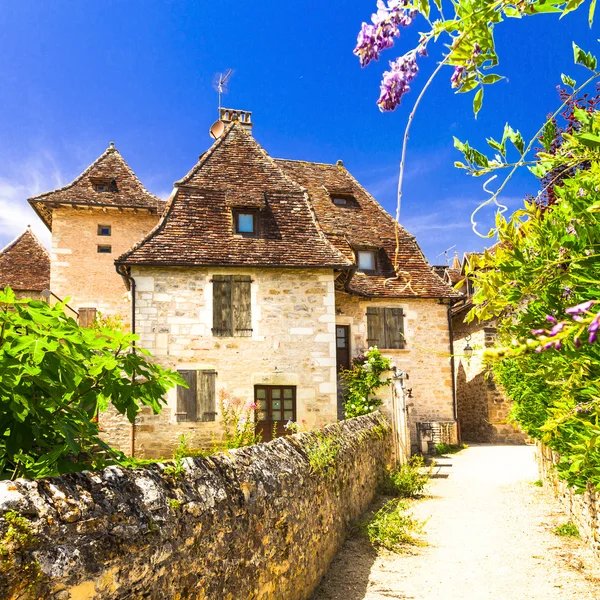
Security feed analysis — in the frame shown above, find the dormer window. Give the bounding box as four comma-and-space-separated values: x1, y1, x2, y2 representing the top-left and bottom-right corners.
332, 196, 348, 206
91, 177, 117, 193
329, 191, 357, 207
358, 250, 377, 272
233, 209, 259, 237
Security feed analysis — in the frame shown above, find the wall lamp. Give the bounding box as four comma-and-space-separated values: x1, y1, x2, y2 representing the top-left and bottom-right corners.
463, 334, 474, 359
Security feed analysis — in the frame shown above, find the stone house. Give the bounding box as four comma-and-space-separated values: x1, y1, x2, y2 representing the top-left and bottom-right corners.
25, 109, 459, 458
449, 252, 526, 444
0, 226, 50, 300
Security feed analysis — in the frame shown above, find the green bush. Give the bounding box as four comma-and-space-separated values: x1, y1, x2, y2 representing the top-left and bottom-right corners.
361, 499, 424, 551
378, 455, 430, 498
0, 288, 182, 479
435, 443, 468, 455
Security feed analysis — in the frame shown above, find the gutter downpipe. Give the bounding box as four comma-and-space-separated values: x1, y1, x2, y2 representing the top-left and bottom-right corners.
116, 263, 137, 458
447, 300, 461, 444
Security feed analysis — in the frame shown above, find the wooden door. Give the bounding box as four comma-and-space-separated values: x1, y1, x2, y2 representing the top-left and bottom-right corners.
336, 325, 351, 371
255, 386, 296, 442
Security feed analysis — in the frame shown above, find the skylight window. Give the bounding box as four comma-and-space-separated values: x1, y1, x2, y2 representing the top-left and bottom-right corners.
358, 250, 377, 272
233, 209, 259, 237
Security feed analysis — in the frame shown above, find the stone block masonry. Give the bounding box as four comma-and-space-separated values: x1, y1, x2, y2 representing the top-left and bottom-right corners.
538, 444, 600, 561
0, 413, 392, 600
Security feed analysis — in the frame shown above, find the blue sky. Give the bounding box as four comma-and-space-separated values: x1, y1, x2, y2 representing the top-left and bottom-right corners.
0, 1, 597, 264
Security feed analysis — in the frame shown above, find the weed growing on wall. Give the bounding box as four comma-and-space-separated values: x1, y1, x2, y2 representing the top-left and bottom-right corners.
341, 347, 392, 418
360, 499, 425, 551
554, 522, 580, 538
378, 455, 430, 498
305, 429, 342, 478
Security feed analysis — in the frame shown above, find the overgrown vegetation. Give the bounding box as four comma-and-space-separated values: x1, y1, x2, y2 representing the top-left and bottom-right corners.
554, 521, 580, 538
305, 429, 342, 478
360, 499, 425, 551
378, 455, 430, 498
435, 443, 468, 455
0, 289, 182, 480
341, 347, 392, 418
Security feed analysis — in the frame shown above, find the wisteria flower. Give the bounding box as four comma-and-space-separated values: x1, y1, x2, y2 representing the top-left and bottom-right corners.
565, 300, 595, 316
450, 65, 464, 88
377, 52, 419, 111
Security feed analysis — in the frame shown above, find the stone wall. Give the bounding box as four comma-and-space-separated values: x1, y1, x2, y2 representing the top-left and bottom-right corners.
51, 207, 159, 324
537, 444, 600, 561
0, 413, 392, 600
107, 266, 338, 459
336, 292, 457, 449
453, 314, 526, 444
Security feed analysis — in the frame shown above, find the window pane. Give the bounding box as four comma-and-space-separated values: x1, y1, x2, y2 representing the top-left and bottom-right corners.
332, 197, 347, 206
283, 388, 293, 399
259, 399, 267, 410
284, 399, 293, 410
98, 225, 111, 236
256, 388, 266, 399
272, 410, 281, 421
272, 400, 281, 410
358, 251, 375, 271
97, 245, 112, 254
237, 213, 254, 233
284, 410, 294, 420
272, 389, 281, 399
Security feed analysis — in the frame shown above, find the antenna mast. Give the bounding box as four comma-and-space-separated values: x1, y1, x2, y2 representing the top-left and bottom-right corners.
436, 244, 456, 266
214, 69, 234, 110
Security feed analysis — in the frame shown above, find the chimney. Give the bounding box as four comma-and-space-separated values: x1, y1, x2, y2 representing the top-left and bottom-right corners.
210, 108, 253, 140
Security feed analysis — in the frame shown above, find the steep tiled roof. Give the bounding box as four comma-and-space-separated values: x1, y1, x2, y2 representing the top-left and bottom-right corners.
117, 124, 352, 269
0, 227, 50, 291
276, 160, 459, 298
28, 144, 166, 230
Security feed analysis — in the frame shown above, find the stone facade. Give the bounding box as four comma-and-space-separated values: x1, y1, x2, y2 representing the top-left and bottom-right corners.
453, 314, 527, 444
99, 266, 339, 458
0, 413, 392, 600
538, 443, 600, 561
336, 292, 457, 449
50, 207, 159, 323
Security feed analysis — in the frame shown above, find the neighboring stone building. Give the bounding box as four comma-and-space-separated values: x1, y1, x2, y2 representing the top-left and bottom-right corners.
450, 253, 527, 444
26, 110, 460, 457
28, 143, 165, 325
0, 226, 50, 299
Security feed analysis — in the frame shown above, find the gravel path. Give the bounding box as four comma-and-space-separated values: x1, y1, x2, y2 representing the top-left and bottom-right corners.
312, 445, 600, 600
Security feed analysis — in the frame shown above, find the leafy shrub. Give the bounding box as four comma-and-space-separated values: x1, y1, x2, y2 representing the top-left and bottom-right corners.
435, 443, 468, 455
378, 454, 430, 498
341, 347, 392, 418
554, 522, 580, 538
0, 288, 182, 479
305, 429, 341, 478
361, 499, 424, 551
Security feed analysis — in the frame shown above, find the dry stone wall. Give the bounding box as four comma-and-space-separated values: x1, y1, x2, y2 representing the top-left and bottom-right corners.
0, 413, 392, 600
538, 444, 600, 561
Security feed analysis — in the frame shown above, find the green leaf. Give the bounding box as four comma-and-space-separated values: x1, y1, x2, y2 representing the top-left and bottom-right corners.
590, 0, 597, 25
561, 73, 577, 88
541, 120, 557, 151
573, 41, 598, 71
419, 0, 431, 19
575, 132, 600, 147
503, 6, 522, 17
481, 74, 504, 84
473, 87, 484, 117
432, 0, 443, 13
562, 0, 586, 17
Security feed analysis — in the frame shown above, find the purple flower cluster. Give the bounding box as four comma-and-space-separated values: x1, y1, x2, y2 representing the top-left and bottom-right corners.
377, 52, 419, 111
532, 301, 598, 351
450, 66, 464, 88
354, 0, 417, 68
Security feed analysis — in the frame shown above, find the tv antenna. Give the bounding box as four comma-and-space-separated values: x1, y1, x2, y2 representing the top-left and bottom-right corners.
436, 245, 456, 265
213, 69, 234, 109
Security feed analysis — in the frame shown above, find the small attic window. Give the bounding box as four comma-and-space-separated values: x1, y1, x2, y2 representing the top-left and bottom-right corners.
332, 196, 348, 206
329, 192, 357, 208
97, 225, 111, 236
233, 209, 259, 237
91, 178, 117, 193
97, 245, 112, 254
358, 250, 377, 272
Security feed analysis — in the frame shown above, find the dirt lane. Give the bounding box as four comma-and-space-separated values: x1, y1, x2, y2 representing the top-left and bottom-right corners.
312, 445, 600, 600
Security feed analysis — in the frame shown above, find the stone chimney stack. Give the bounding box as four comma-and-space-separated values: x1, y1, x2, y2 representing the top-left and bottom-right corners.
219, 108, 253, 133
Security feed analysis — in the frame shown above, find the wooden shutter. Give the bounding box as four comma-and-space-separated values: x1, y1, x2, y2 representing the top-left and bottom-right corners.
197, 370, 217, 421
232, 276, 252, 337
384, 307, 405, 349
78, 307, 97, 328
212, 275, 232, 337
366, 307, 384, 347
176, 370, 197, 422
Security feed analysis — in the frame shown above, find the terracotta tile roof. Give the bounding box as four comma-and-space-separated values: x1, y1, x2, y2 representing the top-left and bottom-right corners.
433, 265, 466, 287
117, 124, 352, 269
28, 144, 165, 230
0, 227, 50, 291
275, 159, 459, 298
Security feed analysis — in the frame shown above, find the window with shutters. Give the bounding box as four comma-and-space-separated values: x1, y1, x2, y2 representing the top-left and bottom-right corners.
212, 274, 252, 337
176, 369, 217, 422
78, 307, 97, 328
366, 306, 406, 349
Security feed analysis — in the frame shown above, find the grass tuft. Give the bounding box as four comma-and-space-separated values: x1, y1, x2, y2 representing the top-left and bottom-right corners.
435, 443, 468, 455
554, 521, 580, 537
378, 455, 430, 498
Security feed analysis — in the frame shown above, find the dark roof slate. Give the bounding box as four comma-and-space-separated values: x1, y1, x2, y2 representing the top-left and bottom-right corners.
118, 124, 352, 269
0, 228, 50, 292
276, 159, 459, 298
28, 144, 165, 230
